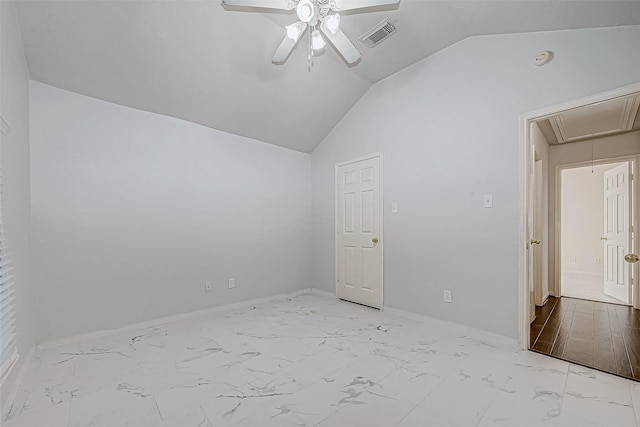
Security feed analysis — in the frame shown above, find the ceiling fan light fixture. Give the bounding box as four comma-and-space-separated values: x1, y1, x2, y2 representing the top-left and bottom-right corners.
324, 13, 340, 35
311, 29, 326, 50
286, 21, 305, 42
221, 0, 382, 66
296, 0, 317, 23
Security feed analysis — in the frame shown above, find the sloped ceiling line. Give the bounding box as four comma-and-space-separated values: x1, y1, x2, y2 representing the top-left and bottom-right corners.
15, 1, 640, 152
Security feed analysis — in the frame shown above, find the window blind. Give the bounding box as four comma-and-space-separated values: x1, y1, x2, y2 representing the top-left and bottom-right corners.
0, 141, 18, 380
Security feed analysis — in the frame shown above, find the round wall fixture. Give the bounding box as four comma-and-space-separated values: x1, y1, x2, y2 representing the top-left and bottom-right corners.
534, 51, 553, 66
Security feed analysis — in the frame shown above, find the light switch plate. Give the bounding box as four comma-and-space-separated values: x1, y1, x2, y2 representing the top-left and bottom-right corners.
483, 193, 493, 208
391, 202, 398, 214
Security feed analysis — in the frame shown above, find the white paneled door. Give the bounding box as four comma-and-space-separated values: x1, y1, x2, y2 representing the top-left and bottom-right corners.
336, 154, 382, 309
603, 162, 632, 304
527, 143, 538, 324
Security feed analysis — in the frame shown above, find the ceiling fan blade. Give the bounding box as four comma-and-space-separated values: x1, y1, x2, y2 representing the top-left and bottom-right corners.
330, 0, 399, 11
221, 0, 294, 10
320, 26, 361, 65
272, 37, 296, 65
272, 24, 307, 64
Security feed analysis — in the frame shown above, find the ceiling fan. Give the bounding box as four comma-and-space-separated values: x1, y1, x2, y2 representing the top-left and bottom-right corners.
221, 0, 400, 65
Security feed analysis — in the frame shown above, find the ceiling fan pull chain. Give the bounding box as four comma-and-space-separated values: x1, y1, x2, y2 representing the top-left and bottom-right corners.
308, 27, 314, 72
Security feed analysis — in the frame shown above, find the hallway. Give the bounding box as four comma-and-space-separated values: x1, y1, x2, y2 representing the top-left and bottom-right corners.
562, 271, 627, 305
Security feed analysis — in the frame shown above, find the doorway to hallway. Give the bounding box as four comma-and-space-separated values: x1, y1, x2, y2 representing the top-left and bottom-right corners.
520, 82, 640, 352
560, 161, 633, 305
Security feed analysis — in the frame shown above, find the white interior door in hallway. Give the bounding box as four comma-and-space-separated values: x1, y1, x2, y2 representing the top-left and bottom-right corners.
336, 154, 383, 309
527, 144, 538, 323
603, 162, 633, 303
560, 163, 630, 305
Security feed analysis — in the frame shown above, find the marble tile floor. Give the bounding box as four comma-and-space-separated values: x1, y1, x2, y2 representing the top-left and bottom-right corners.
3, 291, 640, 427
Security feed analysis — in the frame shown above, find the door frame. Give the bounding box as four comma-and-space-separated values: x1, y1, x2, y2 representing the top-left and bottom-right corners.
519, 82, 640, 350
555, 157, 638, 306
335, 152, 384, 308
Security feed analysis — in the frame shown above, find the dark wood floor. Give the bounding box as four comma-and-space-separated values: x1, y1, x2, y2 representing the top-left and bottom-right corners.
530, 296, 640, 381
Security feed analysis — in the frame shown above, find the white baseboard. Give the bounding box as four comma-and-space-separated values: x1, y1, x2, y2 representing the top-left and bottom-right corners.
37, 286, 517, 362
383, 305, 517, 351
37, 288, 314, 350
562, 269, 602, 277
1, 346, 35, 420
310, 287, 516, 350
310, 288, 334, 298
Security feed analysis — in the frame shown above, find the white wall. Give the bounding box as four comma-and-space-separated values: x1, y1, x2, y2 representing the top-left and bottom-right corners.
561, 163, 620, 274
548, 131, 640, 295
311, 25, 640, 338
0, 1, 35, 414
30, 82, 312, 342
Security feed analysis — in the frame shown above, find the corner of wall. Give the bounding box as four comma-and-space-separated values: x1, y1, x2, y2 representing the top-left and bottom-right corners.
0, 0, 36, 415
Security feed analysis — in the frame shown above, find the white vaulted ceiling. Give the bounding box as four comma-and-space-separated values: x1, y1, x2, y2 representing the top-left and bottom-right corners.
15, 0, 640, 152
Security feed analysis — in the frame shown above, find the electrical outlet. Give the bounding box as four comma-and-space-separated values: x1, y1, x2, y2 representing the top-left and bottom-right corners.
205, 281, 212, 292
594, 258, 601, 264
570, 256, 576, 262
443, 290, 452, 303
228, 278, 235, 289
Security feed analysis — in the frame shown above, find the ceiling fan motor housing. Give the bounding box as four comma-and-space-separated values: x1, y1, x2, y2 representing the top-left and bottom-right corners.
297, 0, 319, 24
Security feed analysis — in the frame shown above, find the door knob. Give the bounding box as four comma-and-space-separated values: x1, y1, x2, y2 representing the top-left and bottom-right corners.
600, 237, 608, 240
530, 239, 541, 245
624, 253, 639, 263
372, 237, 379, 244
